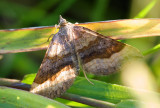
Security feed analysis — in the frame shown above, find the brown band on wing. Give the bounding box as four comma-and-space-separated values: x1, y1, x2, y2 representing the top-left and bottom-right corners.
81, 39, 125, 64
73, 26, 125, 64
46, 52, 71, 62
33, 54, 74, 84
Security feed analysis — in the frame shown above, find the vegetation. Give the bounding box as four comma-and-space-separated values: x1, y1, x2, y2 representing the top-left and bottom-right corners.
0, 0, 160, 108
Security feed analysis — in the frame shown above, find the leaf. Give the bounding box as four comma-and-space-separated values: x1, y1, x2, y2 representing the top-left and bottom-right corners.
22, 74, 133, 104
55, 98, 91, 108
20, 74, 160, 107
68, 77, 132, 104
21, 73, 36, 85
1, 19, 160, 54
79, 19, 160, 39
0, 86, 70, 108
0, 26, 57, 54
116, 100, 139, 108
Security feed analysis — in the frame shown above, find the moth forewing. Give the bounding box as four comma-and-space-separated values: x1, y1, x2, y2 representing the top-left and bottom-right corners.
30, 17, 79, 98
73, 26, 142, 75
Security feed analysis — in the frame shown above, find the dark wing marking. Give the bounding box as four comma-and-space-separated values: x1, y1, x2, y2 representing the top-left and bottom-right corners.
73, 26, 142, 75
30, 30, 78, 98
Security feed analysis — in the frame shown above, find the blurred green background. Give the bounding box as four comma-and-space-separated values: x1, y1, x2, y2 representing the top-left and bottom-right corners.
0, 0, 160, 89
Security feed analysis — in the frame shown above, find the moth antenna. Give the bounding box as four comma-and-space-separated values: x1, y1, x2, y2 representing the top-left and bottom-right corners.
47, 34, 53, 42
82, 70, 94, 85
47, 24, 60, 42
54, 24, 59, 35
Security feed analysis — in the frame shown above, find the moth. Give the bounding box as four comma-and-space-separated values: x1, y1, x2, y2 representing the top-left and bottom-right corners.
30, 16, 142, 98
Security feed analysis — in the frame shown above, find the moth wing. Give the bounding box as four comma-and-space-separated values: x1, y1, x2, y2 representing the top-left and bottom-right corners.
30, 33, 78, 98
73, 26, 142, 75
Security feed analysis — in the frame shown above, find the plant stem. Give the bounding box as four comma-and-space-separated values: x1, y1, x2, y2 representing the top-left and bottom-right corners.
61, 93, 115, 108
0, 78, 30, 91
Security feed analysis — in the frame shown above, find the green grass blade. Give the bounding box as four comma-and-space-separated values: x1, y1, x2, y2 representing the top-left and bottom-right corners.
1, 19, 160, 54
40, 0, 77, 25
68, 77, 132, 103
0, 86, 70, 108
134, 0, 157, 18
21, 74, 160, 107
91, 0, 109, 21
0, 26, 56, 54
22, 74, 132, 104
143, 44, 160, 55
116, 100, 138, 108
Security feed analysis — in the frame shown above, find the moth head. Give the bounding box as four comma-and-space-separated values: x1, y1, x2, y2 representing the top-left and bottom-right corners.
59, 15, 67, 26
